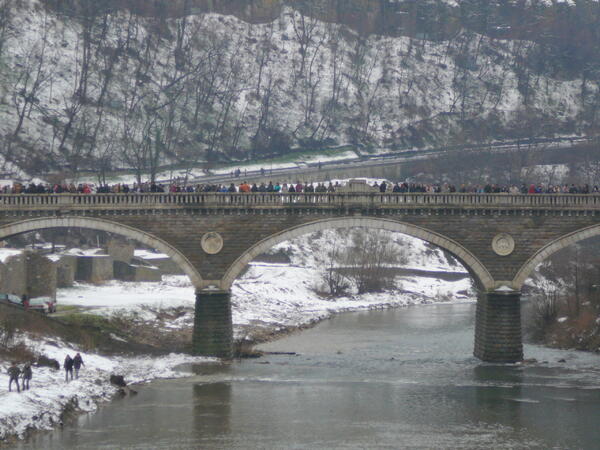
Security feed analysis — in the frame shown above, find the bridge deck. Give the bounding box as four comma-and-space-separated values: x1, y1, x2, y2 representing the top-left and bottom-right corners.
0, 193, 600, 210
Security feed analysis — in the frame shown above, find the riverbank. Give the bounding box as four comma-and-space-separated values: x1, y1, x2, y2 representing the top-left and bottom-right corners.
0, 295, 470, 444
0, 277, 472, 443
0, 336, 216, 443
0, 231, 474, 443
14, 303, 600, 450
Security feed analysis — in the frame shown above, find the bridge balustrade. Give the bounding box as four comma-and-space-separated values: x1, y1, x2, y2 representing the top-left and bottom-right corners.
1, 193, 600, 208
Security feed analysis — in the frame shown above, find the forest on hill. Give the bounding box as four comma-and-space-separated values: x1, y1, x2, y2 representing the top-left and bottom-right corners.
1, 0, 600, 181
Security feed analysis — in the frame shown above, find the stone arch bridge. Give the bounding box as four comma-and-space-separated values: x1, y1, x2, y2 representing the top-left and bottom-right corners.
2, 190, 599, 363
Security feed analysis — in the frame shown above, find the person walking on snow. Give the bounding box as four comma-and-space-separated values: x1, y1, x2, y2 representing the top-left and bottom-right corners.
8, 362, 21, 393
73, 353, 84, 379
21, 363, 32, 390
64, 355, 74, 382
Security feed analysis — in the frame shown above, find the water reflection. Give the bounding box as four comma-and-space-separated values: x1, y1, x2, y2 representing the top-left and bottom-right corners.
193, 383, 231, 442
471, 365, 525, 433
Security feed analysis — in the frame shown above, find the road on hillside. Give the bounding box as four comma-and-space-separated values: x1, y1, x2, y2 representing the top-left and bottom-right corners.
182, 136, 590, 185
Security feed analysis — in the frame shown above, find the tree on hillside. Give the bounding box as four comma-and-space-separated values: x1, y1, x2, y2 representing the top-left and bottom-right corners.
5, 11, 55, 165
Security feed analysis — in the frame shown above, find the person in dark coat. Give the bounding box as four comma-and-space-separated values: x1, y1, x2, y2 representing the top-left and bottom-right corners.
73, 353, 84, 379
22, 363, 32, 390
8, 362, 21, 392
64, 355, 74, 382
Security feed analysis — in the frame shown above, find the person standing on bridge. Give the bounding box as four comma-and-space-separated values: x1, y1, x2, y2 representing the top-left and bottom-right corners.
73, 353, 85, 379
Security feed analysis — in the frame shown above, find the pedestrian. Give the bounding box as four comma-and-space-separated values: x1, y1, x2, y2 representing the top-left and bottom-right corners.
22, 363, 32, 390
64, 355, 74, 382
73, 353, 84, 379
8, 362, 21, 393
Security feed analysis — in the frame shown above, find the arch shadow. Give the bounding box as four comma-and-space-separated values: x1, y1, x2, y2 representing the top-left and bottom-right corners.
221, 217, 495, 291
513, 223, 600, 290
0, 217, 203, 288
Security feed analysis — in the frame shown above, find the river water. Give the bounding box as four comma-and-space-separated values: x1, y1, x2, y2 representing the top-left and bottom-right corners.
17, 303, 600, 449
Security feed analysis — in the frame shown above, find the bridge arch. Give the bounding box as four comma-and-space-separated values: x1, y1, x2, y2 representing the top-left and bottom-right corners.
513, 223, 600, 290
221, 217, 495, 291
0, 216, 203, 288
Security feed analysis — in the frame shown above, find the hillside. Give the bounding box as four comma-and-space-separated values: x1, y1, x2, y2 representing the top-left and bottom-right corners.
1, 0, 600, 181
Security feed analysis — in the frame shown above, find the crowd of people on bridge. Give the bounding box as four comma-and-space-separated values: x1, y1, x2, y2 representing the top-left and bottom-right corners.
1, 180, 599, 195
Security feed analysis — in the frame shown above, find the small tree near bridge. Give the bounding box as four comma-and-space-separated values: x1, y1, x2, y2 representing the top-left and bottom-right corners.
321, 228, 407, 296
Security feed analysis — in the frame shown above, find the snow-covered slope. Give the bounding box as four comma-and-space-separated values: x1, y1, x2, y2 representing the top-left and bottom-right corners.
0, 0, 597, 177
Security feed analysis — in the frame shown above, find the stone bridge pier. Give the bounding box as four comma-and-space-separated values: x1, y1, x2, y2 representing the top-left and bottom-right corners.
2, 190, 600, 363
191, 288, 524, 363
193, 289, 233, 358
191, 288, 524, 362
474, 291, 522, 363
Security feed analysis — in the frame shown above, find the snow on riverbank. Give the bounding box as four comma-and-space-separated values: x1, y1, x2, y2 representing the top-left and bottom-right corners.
0, 340, 215, 441
55, 230, 474, 337
1, 229, 474, 441
232, 262, 472, 339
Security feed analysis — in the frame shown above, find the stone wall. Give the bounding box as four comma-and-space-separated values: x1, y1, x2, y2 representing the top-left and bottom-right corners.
0, 252, 57, 298
56, 255, 77, 288
25, 252, 57, 299
0, 254, 26, 296
4, 198, 596, 362
4, 196, 600, 290
75, 256, 114, 283
474, 292, 523, 362
106, 239, 135, 263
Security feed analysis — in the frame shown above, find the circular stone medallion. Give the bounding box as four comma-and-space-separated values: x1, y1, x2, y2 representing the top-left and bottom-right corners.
201, 232, 224, 255
492, 233, 515, 256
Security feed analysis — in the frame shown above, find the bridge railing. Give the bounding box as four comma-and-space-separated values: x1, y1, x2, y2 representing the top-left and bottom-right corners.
2, 193, 600, 208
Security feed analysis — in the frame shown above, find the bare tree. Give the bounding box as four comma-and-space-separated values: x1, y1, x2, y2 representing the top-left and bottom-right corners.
343, 229, 406, 294
320, 231, 350, 296
6, 12, 55, 161
290, 8, 320, 84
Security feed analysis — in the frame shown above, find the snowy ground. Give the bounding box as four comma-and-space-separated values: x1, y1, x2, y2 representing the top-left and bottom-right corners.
232, 262, 472, 339
55, 230, 474, 337
0, 341, 215, 441
0, 229, 474, 441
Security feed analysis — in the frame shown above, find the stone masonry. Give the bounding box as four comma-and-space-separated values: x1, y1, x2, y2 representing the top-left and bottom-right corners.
1, 192, 600, 361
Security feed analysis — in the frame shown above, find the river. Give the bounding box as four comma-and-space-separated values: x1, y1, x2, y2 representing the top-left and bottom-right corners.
16, 303, 600, 449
